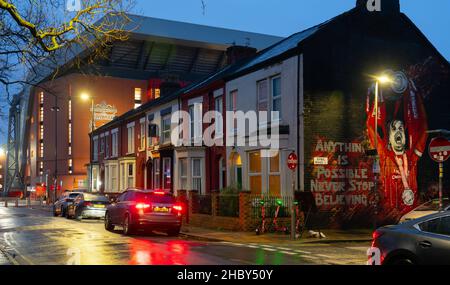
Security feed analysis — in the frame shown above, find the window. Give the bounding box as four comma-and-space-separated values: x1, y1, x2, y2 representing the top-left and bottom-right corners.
105, 134, 110, 158
92, 167, 98, 191
248, 151, 262, 194
192, 158, 202, 193
127, 124, 135, 154
419, 216, 450, 236
140, 120, 146, 150
228, 90, 238, 132
271, 77, 282, 121
39, 161, 44, 175
154, 158, 160, 189
268, 152, 281, 196
120, 163, 125, 190
163, 157, 172, 190
162, 115, 171, 144
93, 137, 99, 161
189, 105, 195, 140
100, 137, 104, 154
68, 159, 73, 174
110, 165, 118, 192
127, 163, 134, 188
111, 131, 118, 157
68, 99, 72, 156
215, 96, 223, 138
153, 88, 161, 100
179, 159, 188, 190
257, 80, 268, 112
134, 88, 142, 109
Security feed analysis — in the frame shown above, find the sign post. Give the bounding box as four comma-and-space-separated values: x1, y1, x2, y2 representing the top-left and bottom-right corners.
429, 137, 450, 210
287, 152, 298, 240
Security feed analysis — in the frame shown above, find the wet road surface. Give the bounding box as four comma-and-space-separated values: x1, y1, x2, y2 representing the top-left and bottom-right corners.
0, 207, 368, 265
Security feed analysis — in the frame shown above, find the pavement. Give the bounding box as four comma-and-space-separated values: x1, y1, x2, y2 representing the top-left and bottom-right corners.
181, 226, 373, 244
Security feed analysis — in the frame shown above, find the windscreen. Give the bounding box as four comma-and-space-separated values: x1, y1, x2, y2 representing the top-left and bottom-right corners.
83, 194, 109, 202
135, 192, 175, 204
416, 199, 450, 211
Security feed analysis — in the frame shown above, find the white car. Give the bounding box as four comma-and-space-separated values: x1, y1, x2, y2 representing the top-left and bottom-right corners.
399, 198, 450, 223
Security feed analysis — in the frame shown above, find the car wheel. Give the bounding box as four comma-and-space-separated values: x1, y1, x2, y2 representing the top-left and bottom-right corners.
123, 215, 135, 236
52, 206, 58, 217
75, 210, 82, 221
61, 207, 65, 217
104, 212, 114, 231
167, 227, 181, 237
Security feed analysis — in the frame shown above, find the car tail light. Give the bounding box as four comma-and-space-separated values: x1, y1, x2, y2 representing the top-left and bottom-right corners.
85, 202, 93, 207
372, 230, 384, 240
136, 203, 151, 210
173, 203, 183, 213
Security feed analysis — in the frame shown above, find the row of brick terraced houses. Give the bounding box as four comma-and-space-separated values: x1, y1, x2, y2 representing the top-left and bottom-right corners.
90, 1, 450, 228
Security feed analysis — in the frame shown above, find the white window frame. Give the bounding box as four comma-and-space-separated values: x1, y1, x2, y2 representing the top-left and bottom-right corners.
215, 96, 223, 138
93, 136, 99, 162
179, 158, 188, 190
192, 158, 203, 193
161, 115, 172, 144
139, 119, 146, 151
111, 130, 119, 158
162, 157, 172, 190
127, 123, 135, 154
154, 158, 160, 189
248, 151, 262, 193
271, 76, 282, 122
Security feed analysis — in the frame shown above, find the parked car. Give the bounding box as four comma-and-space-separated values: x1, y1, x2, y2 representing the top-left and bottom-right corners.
66, 193, 110, 220
399, 198, 450, 223
53, 192, 83, 217
371, 211, 450, 265
104, 189, 183, 236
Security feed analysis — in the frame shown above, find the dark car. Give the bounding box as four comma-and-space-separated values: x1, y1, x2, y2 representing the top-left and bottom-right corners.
104, 189, 183, 236
67, 193, 110, 220
371, 211, 450, 265
53, 192, 83, 217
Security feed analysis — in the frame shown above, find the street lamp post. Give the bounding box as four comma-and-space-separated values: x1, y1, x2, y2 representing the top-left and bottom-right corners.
372, 75, 392, 230
81, 93, 95, 192
50, 101, 61, 203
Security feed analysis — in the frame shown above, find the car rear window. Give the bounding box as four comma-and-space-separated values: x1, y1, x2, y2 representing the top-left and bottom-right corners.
83, 194, 109, 202
69, 193, 81, 199
135, 192, 175, 204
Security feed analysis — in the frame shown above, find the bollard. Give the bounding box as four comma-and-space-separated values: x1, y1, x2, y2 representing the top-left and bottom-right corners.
15, 199, 19, 208
5, 199, 8, 207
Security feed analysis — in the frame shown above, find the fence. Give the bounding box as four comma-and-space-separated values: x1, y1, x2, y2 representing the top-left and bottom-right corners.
191, 194, 212, 215
176, 190, 299, 231
250, 195, 294, 219
218, 195, 240, 217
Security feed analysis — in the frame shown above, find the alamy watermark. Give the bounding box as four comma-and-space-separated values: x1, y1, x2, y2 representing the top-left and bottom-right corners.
66, 0, 82, 12
365, 0, 382, 12
169, 110, 280, 158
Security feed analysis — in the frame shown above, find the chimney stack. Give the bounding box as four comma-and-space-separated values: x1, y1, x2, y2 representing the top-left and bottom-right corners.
226, 45, 257, 65
356, 0, 400, 14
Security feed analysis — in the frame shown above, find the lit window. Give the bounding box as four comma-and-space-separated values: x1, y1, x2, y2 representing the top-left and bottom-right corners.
163, 157, 171, 190
268, 152, 281, 196
134, 88, 142, 109
68, 159, 73, 174
249, 151, 262, 194
154, 88, 161, 99
39, 161, 44, 175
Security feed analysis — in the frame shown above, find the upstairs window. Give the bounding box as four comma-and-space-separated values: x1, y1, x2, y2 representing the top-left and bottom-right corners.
134, 88, 142, 109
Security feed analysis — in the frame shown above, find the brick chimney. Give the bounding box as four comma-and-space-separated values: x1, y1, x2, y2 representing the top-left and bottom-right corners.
356, 0, 400, 14
226, 45, 257, 65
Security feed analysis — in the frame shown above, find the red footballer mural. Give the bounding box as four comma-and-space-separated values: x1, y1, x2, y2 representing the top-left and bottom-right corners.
366, 70, 428, 215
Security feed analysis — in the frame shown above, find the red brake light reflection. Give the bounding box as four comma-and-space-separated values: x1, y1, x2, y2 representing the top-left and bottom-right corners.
173, 205, 183, 212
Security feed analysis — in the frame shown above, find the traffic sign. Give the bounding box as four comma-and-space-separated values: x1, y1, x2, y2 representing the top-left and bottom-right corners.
287, 152, 298, 171
429, 137, 450, 163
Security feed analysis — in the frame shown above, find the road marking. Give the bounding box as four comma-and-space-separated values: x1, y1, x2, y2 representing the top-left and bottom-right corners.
261, 247, 277, 252
294, 249, 311, 254
3, 232, 35, 265
346, 246, 370, 252
316, 254, 333, 259
280, 250, 297, 255
302, 255, 320, 260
